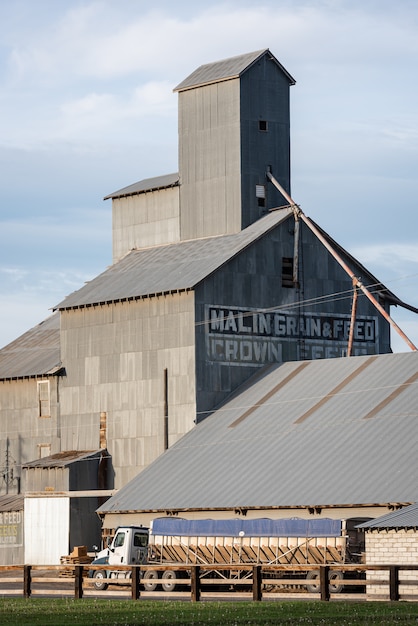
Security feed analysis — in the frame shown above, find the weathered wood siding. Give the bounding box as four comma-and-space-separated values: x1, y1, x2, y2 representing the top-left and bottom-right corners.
59, 291, 196, 488
112, 186, 180, 263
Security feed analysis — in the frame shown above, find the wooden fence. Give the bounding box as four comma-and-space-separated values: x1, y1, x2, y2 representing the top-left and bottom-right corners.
1, 563, 418, 602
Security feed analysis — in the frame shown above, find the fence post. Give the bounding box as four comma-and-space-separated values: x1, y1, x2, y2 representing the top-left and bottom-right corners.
252, 565, 262, 601
131, 566, 141, 600
23, 565, 31, 598
74, 565, 84, 599
319, 565, 330, 601
191, 565, 201, 602
389, 565, 400, 601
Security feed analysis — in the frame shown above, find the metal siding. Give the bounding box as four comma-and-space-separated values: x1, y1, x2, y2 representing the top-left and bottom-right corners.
59, 293, 196, 489
112, 185, 180, 263
194, 219, 392, 418
240, 55, 292, 226
179, 80, 242, 240
24, 497, 70, 564
69, 496, 102, 551
98, 351, 418, 514
1, 377, 62, 493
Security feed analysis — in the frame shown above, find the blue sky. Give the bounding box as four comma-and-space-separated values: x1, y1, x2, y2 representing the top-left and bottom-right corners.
1, 0, 418, 351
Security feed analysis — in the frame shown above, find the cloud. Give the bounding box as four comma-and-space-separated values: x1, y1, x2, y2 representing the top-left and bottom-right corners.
352, 244, 418, 267
1, 0, 418, 351
2, 1, 418, 154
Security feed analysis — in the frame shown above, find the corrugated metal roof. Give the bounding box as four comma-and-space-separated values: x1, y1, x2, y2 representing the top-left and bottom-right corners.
22, 450, 103, 469
98, 351, 418, 514
104, 172, 179, 201
0, 494, 24, 512
357, 503, 418, 529
54, 209, 293, 310
174, 49, 296, 92
0, 313, 61, 380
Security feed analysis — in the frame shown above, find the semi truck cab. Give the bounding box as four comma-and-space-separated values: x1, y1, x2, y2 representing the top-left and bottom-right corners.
90, 526, 149, 590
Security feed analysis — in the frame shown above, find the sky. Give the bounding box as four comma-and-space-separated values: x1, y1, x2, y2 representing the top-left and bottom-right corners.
0, 0, 418, 352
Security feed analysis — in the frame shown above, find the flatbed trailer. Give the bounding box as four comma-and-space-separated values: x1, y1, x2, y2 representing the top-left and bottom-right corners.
90, 517, 365, 592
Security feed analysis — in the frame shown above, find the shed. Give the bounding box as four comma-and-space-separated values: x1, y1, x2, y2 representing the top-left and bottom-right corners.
23, 450, 111, 564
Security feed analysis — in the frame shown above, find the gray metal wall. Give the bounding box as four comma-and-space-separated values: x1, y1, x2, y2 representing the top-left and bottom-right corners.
59, 292, 196, 489
178, 58, 292, 241
0, 378, 60, 496
194, 219, 391, 418
112, 186, 180, 263
23, 467, 70, 493
240, 56, 292, 226
69, 496, 102, 552
179, 79, 242, 240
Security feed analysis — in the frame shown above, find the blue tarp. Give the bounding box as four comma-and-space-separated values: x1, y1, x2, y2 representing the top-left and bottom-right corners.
151, 517, 341, 538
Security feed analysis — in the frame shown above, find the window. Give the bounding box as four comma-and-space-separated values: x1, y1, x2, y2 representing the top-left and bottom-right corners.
256, 184, 266, 208
37, 380, 51, 418
114, 532, 125, 548
282, 257, 294, 288
259, 120, 268, 131
134, 532, 148, 548
38, 444, 51, 459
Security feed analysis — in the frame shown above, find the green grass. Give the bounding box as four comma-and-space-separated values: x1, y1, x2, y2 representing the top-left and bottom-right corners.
1, 599, 418, 625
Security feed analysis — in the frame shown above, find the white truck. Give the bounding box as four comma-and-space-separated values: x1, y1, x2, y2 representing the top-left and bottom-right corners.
89, 517, 366, 592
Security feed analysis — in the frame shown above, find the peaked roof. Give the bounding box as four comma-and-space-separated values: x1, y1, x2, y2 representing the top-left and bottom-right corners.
54, 209, 293, 310
0, 313, 61, 380
174, 49, 296, 92
104, 173, 179, 201
357, 502, 418, 530
98, 351, 418, 514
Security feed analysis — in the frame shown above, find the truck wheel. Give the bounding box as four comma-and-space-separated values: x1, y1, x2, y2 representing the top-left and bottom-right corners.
143, 569, 160, 591
93, 570, 108, 591
305, 570, 320, 593
329, 570, 344, 593
305, 570, 344, 593
161, 570, 177, 592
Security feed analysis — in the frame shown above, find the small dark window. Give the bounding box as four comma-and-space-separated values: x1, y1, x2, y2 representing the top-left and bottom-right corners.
259, 120, 268, 131
257, 197, 266, 207
282, 257, 294, 288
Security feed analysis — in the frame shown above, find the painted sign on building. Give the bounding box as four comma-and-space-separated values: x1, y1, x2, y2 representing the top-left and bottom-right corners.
0, 510, 23, 547
205, 305, 378, 365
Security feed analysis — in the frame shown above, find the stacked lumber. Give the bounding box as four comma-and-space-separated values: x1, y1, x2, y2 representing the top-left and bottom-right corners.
59, 546, 93, 577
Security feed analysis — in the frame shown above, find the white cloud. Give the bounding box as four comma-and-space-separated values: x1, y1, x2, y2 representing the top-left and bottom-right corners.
2, 1, 418, 153
1, 0, 418, 351
351, 244, 418, 269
